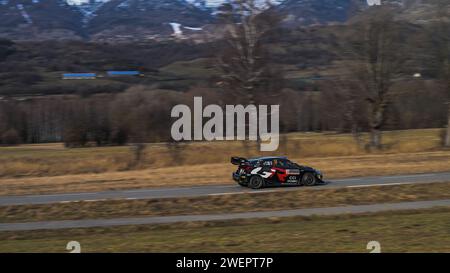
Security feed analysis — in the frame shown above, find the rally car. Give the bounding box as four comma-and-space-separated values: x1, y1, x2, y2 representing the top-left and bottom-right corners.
231, 156, 324, 189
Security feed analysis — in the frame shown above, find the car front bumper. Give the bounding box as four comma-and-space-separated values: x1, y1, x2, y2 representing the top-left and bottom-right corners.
316, 173, 323, 181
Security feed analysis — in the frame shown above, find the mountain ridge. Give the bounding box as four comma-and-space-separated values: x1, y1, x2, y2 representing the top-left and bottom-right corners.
0, 0, 436, 42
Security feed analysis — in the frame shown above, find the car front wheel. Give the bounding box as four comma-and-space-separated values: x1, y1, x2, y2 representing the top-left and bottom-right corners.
302, 173, 316, 186
249, 175, 264, 189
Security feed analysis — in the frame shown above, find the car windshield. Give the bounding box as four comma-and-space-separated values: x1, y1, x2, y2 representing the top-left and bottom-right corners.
249, 158, 298, 168
288, 160, 298, 166
273, 159, 285, 168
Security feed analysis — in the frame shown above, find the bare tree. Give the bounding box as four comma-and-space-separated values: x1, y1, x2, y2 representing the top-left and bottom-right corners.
216, 0, 284, 104
431, 0, 450, 146
349, 6, 404, 149
216, 0, 284, 148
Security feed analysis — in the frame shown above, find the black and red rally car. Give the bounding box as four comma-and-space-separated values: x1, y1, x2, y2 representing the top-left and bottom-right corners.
231, 156, 324, 189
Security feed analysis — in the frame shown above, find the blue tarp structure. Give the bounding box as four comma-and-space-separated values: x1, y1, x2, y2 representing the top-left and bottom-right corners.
62, 71, 142, 79
107, 71, 141, 76
63, 73, 96, 79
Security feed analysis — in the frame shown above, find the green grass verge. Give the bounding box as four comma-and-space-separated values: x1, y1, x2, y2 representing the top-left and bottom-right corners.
1, 181, 450, 223
1, 208, 450, 252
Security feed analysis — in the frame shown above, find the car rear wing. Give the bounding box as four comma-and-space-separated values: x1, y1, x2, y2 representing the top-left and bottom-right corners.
231, 157, 248, 166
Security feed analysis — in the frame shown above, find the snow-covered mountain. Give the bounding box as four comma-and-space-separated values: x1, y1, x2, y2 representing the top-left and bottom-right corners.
280, 0, 364, 26
67, 0, 221, 7
86, 0, 213, 41
0, 0, 84, 40
0, 0, 215, 41
0, 0, 437, 42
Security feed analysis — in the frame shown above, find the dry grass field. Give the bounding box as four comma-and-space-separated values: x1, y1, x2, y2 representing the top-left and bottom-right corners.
2, 207, 450, 252
0, 128, 449, 195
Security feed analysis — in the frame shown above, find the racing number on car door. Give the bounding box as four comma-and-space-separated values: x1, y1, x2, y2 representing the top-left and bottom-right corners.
286, 175, 298, 183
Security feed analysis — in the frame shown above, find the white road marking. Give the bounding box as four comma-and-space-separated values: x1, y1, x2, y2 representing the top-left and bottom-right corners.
60, 199, 108, 204
27, 192, 99, 198
335, 173, 438, 182
390, 174, 436, 178
208, 189, 280, 196
125, 188, 193, 193
347, 182, 410, 188
335, 178, 361, 182
208, 192, 249, 196
123, 185, 238, 193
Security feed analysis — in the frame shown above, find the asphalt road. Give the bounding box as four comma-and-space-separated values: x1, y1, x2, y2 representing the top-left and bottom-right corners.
1, 199, 450, 231
1, 172, 450, 206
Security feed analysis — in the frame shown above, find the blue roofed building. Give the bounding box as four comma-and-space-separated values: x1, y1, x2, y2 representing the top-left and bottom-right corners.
106, 71, 142, 77
63, 73, 97, 80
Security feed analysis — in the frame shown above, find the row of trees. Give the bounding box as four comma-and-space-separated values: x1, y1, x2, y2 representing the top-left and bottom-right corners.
0, 82, 446, 147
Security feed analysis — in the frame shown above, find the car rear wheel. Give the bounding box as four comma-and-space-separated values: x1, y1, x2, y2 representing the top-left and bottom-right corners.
302, 173, 316, 186
249, 175, 264, 189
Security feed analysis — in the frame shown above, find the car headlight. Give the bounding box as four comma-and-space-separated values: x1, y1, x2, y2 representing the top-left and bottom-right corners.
315, 170, 323, 179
